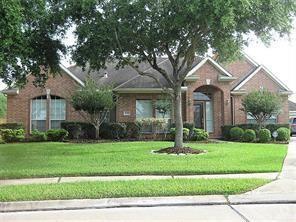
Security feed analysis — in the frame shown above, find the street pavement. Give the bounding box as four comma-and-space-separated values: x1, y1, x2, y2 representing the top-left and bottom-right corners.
1, 204, 296, 221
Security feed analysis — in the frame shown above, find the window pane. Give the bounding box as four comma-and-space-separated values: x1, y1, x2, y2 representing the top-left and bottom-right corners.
50, 97, 66, 129
247, 113, 277, 124
31, 97, 47, 131
205, 101, 213, 132
136, 100, 153, 119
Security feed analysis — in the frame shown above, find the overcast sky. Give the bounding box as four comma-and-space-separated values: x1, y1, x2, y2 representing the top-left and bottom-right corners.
2, 22, 296, 102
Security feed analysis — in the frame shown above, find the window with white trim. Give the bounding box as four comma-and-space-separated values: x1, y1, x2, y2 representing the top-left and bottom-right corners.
31, 95, 67, 132
247, 113, 277, 124
50, 96, 66, 129
136, 100, 153, 119
31, 96, 47, 131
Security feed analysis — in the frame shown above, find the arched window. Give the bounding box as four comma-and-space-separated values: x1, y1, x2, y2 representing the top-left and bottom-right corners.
31, 96, 47, 131
31, 95, 66, 131
50, 96, 66, 129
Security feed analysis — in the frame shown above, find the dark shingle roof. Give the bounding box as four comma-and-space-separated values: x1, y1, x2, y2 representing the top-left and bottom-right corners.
67, 57, 203, 89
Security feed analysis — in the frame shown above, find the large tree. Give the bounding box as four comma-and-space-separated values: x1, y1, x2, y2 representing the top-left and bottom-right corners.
0, 0, 66, 87
67, 0, 295, 149
241, 90, 282, 128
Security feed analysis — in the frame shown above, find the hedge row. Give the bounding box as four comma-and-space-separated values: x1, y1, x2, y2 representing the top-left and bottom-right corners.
225, 126, 290, 143
221, 123, 290, 140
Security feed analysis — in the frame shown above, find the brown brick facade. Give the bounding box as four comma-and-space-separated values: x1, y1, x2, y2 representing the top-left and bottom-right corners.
5, 58, 291, 138
6, 71, 84, 134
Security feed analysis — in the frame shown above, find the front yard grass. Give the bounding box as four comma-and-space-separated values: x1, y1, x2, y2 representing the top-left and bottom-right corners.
0, 178, 269, 202
0, 141, 287, 179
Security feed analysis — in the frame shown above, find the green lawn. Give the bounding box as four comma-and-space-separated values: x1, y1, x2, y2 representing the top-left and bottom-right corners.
0, 178, 269, 202
0, 141, 287, 179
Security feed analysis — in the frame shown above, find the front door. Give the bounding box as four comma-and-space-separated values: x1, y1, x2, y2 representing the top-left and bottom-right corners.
194, 102, 204, 129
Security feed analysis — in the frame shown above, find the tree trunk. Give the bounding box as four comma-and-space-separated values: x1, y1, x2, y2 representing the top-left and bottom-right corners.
95, 126, 100, 139
173, 85, 183, 148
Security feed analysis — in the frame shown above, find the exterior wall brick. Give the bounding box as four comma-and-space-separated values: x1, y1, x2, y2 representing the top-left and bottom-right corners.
184, 61, 233, 137
6, 58, 290, 138
233, 69, 290, 124
6, 71, 84, 134
116, 93, 186, 123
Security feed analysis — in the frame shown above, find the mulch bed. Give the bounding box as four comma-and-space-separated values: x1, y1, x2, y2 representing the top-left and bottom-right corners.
154, 147, 205, 155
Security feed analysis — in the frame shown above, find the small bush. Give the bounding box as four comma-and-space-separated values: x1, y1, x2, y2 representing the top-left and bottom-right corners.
0, 129, 25, 142
266, 124, 290, 135
221, 123, 289, 140
61, 121, 95, 139
221, 125, 234, 140
242, 129, 256, 142
30, 130, 47, 142
192, 128, 209, 141
276, 127, 290, 142
46, 129, 68, 142
258, 129, 271, 143
230, 127, 244, 141
170, 128, 190, 141
109, 123, 127, 139
0, 123, 24, 130
125, 122, 141, 139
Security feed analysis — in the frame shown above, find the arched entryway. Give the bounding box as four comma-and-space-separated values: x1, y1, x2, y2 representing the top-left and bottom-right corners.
193, 85, 224, 136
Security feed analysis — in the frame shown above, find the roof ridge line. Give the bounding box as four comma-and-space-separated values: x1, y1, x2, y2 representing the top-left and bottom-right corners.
114, 58, 169, 90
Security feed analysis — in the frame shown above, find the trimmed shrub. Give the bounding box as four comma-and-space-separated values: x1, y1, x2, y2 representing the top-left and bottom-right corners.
221, 125, 233, 140
125, 122, 141, 139
258, 128, 271, 143
242, 129, 256, 142
46, 129, 69, 142
0, 129, 25, 142
0, 123, 24, 130
276, 127, 290, 142
221, 123, 289, 140
230, 127, 244, 141
192, 128, 209, 141
109, 123, 127, 139
170, 128, 190, 141
30, 130, 47, 142
61, 121, 96, 139
266, 124, 290, 135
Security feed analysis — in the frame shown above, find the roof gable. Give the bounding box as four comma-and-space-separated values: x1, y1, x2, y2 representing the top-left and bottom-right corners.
186, 57, 233, 78
233, 65, 291, 92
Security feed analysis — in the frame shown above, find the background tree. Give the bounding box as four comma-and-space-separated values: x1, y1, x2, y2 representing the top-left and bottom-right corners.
155, 96, 172, 119
241, 90, 282, 128
0, 93, 7, 119
71, 78, 116, 139
0, 0, 66, 87
67, 0, 296, 150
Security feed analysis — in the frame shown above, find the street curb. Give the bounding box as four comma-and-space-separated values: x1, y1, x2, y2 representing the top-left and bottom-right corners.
0, 196, 228, 213
1, 195, 296, 213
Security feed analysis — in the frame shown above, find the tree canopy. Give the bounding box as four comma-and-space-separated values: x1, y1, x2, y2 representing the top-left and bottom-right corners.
71, 77, 116, 138
241, 90, 282, 127
0, 0, 66, 87
67, 0, 296, 149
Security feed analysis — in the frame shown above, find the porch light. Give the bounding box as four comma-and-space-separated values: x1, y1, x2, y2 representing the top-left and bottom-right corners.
46, 89, 51, 99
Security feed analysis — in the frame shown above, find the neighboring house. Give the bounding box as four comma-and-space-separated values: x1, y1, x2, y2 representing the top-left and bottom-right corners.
289, 100, 296, 119
3, 54, 293, 138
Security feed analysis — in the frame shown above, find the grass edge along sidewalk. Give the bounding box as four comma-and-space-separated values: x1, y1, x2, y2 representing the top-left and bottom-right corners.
0, 178, 270, 202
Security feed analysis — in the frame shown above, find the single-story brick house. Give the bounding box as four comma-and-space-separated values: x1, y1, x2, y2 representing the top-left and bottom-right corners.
3, 54, 293, 138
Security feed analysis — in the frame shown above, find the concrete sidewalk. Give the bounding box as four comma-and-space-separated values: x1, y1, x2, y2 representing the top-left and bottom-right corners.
0, 172, 278, 186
